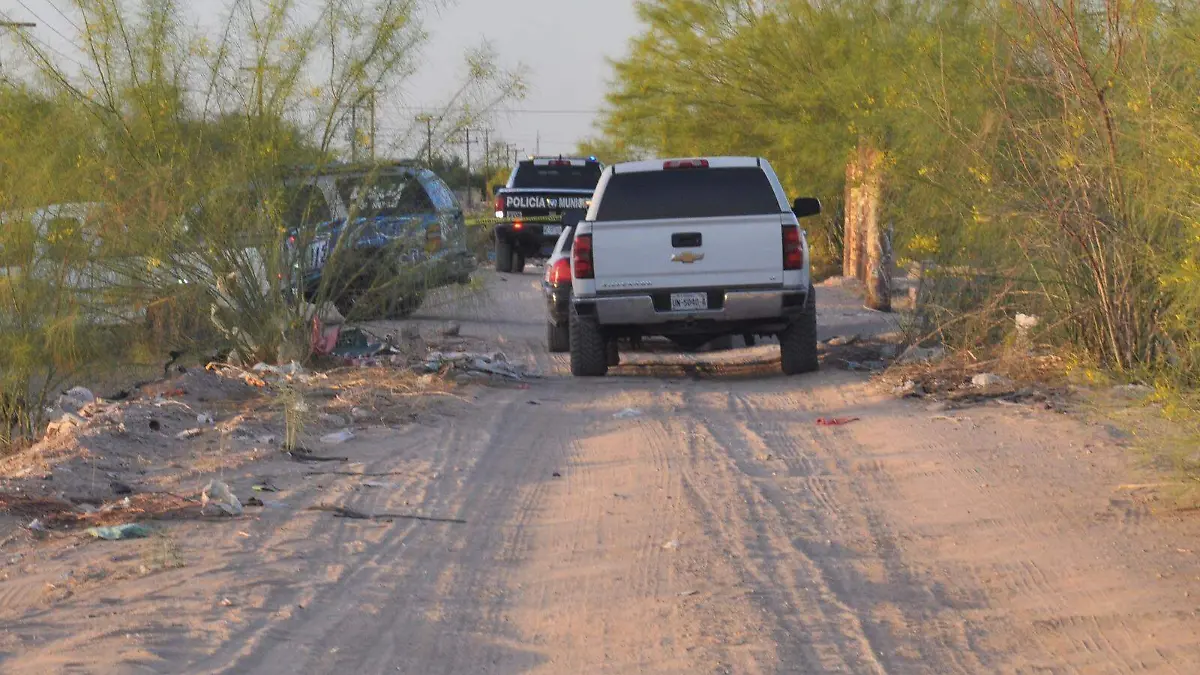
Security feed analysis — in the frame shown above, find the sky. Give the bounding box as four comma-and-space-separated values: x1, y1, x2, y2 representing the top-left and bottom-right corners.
1, 0, 642, 161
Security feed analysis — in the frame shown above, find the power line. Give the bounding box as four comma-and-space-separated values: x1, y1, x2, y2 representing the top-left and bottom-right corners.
42, 0, 83, 34
391, 105, 607, 116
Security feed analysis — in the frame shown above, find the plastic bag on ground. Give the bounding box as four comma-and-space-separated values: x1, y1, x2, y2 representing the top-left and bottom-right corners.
201, 480, 244, 516
87, 524, 151, 540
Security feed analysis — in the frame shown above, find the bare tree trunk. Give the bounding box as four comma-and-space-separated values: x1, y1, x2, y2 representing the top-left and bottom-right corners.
862, 145, 891, 312
843, 151, 862, 279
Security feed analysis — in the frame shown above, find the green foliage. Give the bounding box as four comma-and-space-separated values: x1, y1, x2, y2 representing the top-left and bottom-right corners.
0, 0, 524, 450
593, 0, 1200, 380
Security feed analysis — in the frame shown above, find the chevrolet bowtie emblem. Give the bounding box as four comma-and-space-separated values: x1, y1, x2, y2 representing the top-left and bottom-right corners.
672, 251, 704, 264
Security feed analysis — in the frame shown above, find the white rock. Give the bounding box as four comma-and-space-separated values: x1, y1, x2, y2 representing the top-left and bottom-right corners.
972, 373, 1011, 388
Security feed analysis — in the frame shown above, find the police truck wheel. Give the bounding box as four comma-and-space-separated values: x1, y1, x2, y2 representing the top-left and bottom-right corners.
513, 251, 526, 274
495, 235, 514, 273
547, 321, 570, 353
569, 305, 608, 377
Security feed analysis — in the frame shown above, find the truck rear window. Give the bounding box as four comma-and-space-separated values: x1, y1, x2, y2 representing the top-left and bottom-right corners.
512, 162, 602, 190
594, 167, 780, 221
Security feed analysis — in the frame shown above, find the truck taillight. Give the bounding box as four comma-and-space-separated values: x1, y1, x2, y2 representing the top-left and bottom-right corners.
494, 194, 504, 217
782, 225, 804, 270
547, 257, 572, 284
572, 234, 594, 279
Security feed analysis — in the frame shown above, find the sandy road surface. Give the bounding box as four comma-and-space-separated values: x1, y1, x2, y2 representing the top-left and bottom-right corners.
4, 269, 1200, 674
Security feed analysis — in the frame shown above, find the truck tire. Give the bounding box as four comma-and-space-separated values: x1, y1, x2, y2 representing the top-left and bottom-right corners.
513, 251, 526, 274
779, 285, 819, 375
495, 235, 514, 273
569, 304, 608, 377
547, 321, 569, 353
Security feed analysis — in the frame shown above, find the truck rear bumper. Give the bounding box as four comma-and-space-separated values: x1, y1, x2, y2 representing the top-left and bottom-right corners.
575, 288, 808, 328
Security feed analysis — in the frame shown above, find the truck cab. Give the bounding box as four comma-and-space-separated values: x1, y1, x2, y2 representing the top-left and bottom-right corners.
492, 156, 603, 273
567, 156, 823, 377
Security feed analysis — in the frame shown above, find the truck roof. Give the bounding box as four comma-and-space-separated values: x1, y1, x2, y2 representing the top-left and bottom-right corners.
611, 156, 763, 174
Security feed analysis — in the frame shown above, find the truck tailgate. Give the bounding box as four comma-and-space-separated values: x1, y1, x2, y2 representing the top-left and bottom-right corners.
591, 214, 783, 291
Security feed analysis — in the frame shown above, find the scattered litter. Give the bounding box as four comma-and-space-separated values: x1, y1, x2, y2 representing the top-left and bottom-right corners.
220, 597, 234, 607
251, 484, 278, 493
197, 413, 214, 425
25, 519, 46, 534
827, 334, 859, 347
552, 472, 562, 478
662, 540, 680, 550
678, 590, 699, 597
331, 328, 386, 360
305, 504, 466, 524
57, 386, 96, 413
87, 524, 151, 540
320, 429, 355, 445
893, 380, 924, 397
899, 345, 947, 364
971, 373, 1011, 388
361, 481, 394, 488
46, 413, 88, 437
418, 351, 538, 381
175, 428, 203, 440
614, 408, 643, 419
201, 480, 244, 517
1015, 313, 1040, 337
319, 413, 348, 427
816, 417, 861, 426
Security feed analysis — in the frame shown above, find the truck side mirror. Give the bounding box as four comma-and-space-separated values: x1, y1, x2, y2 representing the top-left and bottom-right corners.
792, 197, 821, 218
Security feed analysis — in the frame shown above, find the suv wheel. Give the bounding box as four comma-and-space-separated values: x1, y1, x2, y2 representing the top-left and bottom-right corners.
779, 285, 819, 375
569, 304, 608, 377
547, 321, 569, 353
495, 235, 514, 273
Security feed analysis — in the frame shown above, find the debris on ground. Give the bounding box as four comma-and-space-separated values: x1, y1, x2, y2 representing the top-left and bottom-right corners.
87, 523, 151, 540
826, 334, 859, 347
58, 387, 96, 414
201, 480, 243, 517
305, 503, 466, 524
175, 428, 204, 440
662, 539, 680, 550
816, 417, 861, 426
417, 351, 539, 381
972, 373, 1012, 388
320, 429, 355, 445
894, 380, 924, 397
614, 408, 643, 419
899, 345, 947, 364
196, 413, 214, 426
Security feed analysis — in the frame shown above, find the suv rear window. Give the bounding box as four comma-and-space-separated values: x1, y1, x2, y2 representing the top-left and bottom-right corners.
594, 167, 780, 221
512, 162, 602, 190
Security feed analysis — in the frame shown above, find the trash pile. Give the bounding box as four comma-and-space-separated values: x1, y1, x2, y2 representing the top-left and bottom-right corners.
45, 387, 125, 438
415, 351, 540, 381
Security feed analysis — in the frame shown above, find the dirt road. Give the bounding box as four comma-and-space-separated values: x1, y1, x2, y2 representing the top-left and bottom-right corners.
4, 270, 1200, 674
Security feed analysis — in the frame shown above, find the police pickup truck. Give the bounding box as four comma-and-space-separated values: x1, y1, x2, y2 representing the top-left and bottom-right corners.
491, 156, 603, 273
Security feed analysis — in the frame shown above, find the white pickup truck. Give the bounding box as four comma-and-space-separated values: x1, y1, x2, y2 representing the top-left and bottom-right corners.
567, 156, 822, 377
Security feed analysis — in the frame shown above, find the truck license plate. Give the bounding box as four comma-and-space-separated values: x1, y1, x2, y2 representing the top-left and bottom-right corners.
543, 225, 563, 236
670, 292, 708, 311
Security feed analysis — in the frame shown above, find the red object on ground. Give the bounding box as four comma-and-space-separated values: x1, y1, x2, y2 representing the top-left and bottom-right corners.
816, 417, 860, 426
311, 317, 342, 356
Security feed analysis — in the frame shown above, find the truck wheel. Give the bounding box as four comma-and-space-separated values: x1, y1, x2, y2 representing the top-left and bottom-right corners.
495, 235, 514, 273
779, 285, 819, 375
569, 304, 608, 377
512, 251, 526, 274
547, 321, 570, 353
606, 340, 620, 366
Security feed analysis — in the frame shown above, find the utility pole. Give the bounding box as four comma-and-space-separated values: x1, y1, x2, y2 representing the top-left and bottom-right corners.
416, 114, 434, 166
239, 62, 278, 119
483, 129, 490, 187
464, 128, 473, 209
